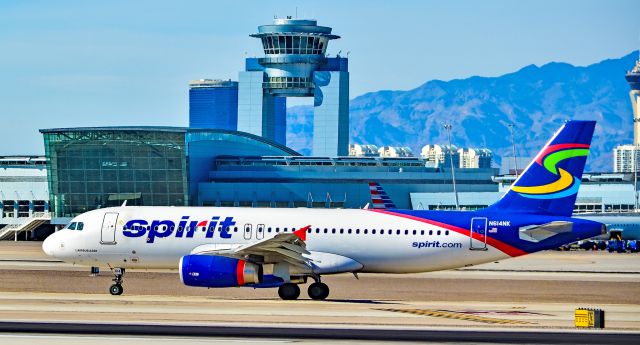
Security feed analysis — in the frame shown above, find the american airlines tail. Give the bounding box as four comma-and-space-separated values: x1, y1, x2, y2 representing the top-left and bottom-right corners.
368, 182, 397, 209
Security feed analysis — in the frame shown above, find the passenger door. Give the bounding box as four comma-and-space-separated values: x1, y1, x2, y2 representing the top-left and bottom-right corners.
101, 212, 119, 244
469, 217, 488, 251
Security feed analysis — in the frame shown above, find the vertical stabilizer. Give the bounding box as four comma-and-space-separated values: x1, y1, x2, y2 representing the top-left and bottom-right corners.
368, 182, 397, 209
487, 121, 595, 216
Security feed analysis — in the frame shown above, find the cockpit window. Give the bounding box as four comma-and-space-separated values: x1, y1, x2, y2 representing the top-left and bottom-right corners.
77, 222, 84, 231
67, 222, 77, 230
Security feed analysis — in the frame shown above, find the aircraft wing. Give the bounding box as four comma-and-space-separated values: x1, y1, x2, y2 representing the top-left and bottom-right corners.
190, 225, 312, 269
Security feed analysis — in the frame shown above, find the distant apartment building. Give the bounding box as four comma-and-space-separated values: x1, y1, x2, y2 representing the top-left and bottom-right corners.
348, 144, 379, 157
613, 144, 640, 173
378, 146, 413, 158
458, 148, 493, 168
420, 144, 460, 168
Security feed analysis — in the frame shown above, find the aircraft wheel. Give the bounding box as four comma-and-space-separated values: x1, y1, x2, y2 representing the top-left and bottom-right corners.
278, 283, 300, 300
308, 282, 330, 300
109, 284, 123, 296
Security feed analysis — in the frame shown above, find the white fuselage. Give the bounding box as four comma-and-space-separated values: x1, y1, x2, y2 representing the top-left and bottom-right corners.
44, 206, 510, 274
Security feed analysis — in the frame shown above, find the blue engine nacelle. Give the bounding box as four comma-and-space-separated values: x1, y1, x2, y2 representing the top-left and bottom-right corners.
179, 255, 262, 288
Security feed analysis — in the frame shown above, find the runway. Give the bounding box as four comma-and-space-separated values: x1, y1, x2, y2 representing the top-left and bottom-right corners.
0, 242, 639, 343
0, 322, 639, 344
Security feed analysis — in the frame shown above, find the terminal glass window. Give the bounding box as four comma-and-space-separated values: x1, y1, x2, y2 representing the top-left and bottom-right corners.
300, 36, 308, 53
262, 35, 328, 55
43, 129, 188, 217
267, 37, 274, 54
285, 36, 292, 54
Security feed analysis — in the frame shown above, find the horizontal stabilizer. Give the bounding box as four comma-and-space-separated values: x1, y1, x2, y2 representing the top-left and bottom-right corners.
518, 221, 573, 242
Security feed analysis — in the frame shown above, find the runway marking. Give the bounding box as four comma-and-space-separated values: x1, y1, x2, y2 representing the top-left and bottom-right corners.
377, 308, 536, 325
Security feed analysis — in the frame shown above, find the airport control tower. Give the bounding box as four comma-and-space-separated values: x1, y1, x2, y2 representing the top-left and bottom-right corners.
626, 57, 640, 146
237, 17, 349, 156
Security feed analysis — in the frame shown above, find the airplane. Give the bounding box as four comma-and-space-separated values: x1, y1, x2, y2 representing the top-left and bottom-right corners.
578, 215, 640, 242
42, 120, 606, 300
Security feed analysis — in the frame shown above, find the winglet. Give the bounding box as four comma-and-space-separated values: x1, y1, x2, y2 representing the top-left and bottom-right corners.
293, 225, 311, 241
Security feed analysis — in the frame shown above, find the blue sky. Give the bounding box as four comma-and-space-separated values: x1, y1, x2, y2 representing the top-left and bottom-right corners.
0, 0, 638, 155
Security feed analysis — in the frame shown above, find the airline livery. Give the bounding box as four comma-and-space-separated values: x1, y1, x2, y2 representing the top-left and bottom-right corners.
42, 121, 605, 300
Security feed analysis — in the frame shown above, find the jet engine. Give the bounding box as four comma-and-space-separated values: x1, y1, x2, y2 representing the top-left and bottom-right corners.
179, 255, 262, 287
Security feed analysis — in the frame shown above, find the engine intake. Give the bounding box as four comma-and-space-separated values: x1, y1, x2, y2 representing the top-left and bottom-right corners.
179, 255, 262, 288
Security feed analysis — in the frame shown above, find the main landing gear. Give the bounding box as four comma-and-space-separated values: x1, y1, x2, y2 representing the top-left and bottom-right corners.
278, 283, 300, 300
109, 267, 125, 295
277, 276, 330, 301
307, 282, 330, 300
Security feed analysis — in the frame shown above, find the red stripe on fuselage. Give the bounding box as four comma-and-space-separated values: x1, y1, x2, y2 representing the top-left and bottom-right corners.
369, 209, 527, 257
236, 260, 245, 285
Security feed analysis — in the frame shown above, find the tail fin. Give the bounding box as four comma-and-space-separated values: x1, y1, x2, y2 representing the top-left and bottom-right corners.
368, 182, 397, 209
486, 120, 595, 216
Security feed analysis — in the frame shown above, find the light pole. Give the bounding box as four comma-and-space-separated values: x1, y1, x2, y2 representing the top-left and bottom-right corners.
635, 145, 638, 212
444, 124, 459, 210
508, 124, 519, 179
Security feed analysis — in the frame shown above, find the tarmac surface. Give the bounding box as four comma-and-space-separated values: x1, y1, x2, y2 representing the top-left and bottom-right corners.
0, 242, 639, 343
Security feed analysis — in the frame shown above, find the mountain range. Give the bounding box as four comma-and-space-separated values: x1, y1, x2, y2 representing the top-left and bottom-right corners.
286, 51, 639, 172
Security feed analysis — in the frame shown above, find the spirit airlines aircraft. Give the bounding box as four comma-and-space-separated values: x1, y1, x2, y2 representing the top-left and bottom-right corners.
43, 121, 605, 300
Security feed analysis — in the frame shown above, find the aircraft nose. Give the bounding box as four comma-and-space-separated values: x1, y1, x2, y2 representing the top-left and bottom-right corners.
42, 233, 58, 257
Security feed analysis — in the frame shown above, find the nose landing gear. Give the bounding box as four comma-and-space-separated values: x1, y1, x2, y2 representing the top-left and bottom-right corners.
109, 267, 125, 295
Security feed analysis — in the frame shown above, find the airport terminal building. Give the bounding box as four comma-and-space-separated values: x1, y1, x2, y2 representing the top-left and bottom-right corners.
38, 126, 498, 223
0, 156, 52, 240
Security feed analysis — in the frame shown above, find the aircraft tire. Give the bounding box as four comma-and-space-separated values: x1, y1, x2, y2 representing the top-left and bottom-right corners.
278, 283, 300, 300
308, 282, 330, 300
109, 284, 123, 296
